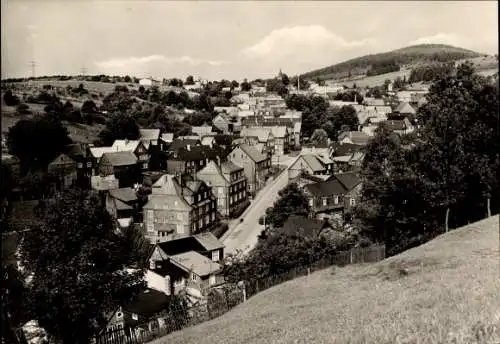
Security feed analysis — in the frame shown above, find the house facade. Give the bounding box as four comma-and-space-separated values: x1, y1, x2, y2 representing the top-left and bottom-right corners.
98, 151, 139, 188
143, 174, 218, 243
228, 144, 271, 194
197, 160, 248, 218
112, 140, 150, 171
47, 153, 78, 190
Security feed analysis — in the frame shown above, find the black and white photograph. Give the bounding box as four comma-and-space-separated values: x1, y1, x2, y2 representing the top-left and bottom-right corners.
1, 1, 499, 343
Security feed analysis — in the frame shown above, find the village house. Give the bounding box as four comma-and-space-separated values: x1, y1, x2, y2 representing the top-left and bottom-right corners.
105, 187, 140, 229
196, 160, 248, 218
302, 171, 362, 222
280, 215, 333, 238
240, 127, 275, 156
143, 174, 218, 243
212, 113, 242, 134
331, 143, 365, 172
47, 153, 78, 190
139, 129, 161, 151
288, 153, 334, 180
112, 140, 150, 171
191, 126, 215, 138
166, 145, 225, 175
338, 131, 371, 146
146, 251, 224, 304
98, 151, 139, 188
382, 118, 415, 136
164, 138, 201, 154
228, 144, 271, 194
88, 146, 116, 175
65, 143, 92, 183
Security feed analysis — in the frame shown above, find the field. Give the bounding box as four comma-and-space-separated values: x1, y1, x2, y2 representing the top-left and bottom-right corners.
330, 55, 498, 89
151, 215, 500, 344
21, 79, 135, 96
1, 103, 103, 143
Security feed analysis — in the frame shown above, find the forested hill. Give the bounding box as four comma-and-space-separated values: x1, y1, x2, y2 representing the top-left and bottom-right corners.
301, 44, 484, 81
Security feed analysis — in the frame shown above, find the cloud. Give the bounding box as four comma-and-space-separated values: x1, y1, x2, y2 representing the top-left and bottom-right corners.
408, 33, 469, 47
95, 55, 227, 69
243, 25, 373, 59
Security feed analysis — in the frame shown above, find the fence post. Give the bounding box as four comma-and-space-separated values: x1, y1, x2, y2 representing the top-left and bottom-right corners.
307, 267, 310, 276
350, 249, 353, 264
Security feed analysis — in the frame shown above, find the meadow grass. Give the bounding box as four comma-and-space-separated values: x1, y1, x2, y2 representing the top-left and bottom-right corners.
151, 215, 500, 344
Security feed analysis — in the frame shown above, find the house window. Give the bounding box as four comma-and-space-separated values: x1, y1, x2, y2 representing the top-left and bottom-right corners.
211, 212, 215, 221
149, 260, 156, 270
309, 199, 313, 207
350, 198, 356, 206
209, 275, 216, 286
334, 196, 339, 205
77, 162, 83, 168
199, 219, 203, 228
177, 224, 184, 234
212, 250, 220, 262
142, 163, 148, 169
191, 273, 198, 281
205, 215, 209, 224
322, 197, 327, 206
147, 223, 154, 232
218, 198, 223, 206
87, 162, 92, 167
177, 213, 182, 221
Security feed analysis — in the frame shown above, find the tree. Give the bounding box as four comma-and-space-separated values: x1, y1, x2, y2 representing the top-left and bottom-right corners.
16, 103, 31, 115
281, 73, 290, 86
98, 113, 140, 146
81, 100, 97, 114
3, 90, 20, 106
240, 79, 251, 92
310, 129, 329, 146
185, 75, 195, 85
21, 189, 146, 344
325, 105, 359, 139
7, 115, 72, 174
264, 183, 310, 229
231, 80, 239, 89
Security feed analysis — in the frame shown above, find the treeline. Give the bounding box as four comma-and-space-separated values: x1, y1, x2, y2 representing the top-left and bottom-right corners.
355, 62, 500, 257
301, 44, 481, 80
408, 62, 455, 83
366, 59, 400, 76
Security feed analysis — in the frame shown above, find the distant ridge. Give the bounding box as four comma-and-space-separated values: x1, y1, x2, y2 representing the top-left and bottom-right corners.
301, 44, 484, 81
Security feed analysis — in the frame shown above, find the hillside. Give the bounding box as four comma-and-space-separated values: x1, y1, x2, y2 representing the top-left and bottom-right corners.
152, 215, 500, 344
302, 44, 484, 81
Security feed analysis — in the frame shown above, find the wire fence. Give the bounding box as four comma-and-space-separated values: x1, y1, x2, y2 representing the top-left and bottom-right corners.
94, 244, 385, 344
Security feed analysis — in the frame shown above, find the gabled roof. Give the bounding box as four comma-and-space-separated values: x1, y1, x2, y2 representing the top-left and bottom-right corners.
161, 133, 174, 143
101, 151, 138, 166
305, 179, 347, 197
333, 143, 364, 157
112, 140, 142, 152
240, 127, 272, 142
89, 146, 115, 159
114, 198, 133, 211
301, 155, 325, 172
221, 161, 243, 174
315, 153, 333, 165
238, 144, 268, 163
168, 139, 201, 152
139, 129, 160, 141
49, 153, 76, 167
109, 187, 138, 203
191, 126, 214, 137
125, 288, 170, 317
65, 143, 86, 158
338, 131, 371, 145
170, 251, 222, 277
193, 232, 225, 251
396, 102, 416, 115
281, 215, 327, 238
333, 172, 361, 191
176, 145, 220, 162
151, 174, 181, 196
264, 126, 288, 138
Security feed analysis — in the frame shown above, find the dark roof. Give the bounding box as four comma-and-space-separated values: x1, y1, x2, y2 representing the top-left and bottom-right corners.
241, 117, 294, 128
102, 151, 138, 166
125, 288, 170, 316
221, 161, 243, 174
168, 139, 201, 152
65, 143, 86, 158
333, 143, 364, 157
333, 172, 361, 191
305, 179, 347, 197
109, 187, 138, 203
174, 145, 222, 162
281, 215, 327, 238
214, 134, 237, 146
382, 120, 408, 131
239, 144, 268, 162
156, 232, 223, 256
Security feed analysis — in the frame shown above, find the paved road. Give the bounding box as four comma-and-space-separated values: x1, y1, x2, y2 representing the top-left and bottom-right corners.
221, 154, 299, 257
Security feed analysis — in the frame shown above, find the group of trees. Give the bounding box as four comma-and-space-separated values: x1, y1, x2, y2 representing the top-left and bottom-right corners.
408, 62, 456, 83
355, 62, 500, 256
286, 94, 359, 139
332, 90, 364, 104
366, 59, 401, 77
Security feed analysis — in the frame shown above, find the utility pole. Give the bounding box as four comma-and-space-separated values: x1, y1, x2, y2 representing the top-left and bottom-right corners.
80, 65, 88, 78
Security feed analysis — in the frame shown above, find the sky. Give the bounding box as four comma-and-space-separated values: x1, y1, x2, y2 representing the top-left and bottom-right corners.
2, 1, 498, 81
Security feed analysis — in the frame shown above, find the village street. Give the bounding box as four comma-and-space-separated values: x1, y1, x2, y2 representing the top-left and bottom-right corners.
221, 154, 298, 257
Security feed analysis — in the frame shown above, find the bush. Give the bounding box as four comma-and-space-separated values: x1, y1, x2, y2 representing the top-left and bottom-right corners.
16, 103, 31, 115
211, 222, 229, 239
3, 90, 20, 106
230, 200, 250, 218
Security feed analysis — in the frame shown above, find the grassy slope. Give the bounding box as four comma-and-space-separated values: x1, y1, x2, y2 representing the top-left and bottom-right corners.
152, 215, 500, 344
302, 44, 484, 82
